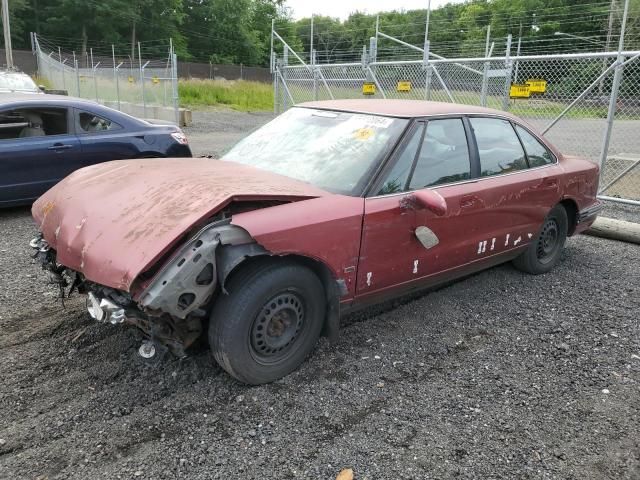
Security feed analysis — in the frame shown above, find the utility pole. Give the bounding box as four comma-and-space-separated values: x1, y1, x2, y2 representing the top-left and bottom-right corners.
1, 0, 14, 68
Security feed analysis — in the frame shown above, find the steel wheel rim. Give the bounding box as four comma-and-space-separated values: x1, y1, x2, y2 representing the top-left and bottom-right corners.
250, 291, 305, 364
536, 218, 559, 264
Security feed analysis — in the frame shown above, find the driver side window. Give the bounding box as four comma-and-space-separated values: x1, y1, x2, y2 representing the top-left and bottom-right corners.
375, 118, 472, 195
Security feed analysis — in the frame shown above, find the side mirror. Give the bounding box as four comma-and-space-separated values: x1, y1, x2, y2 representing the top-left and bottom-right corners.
38, 85, 46, 92
400, 189, 447, 217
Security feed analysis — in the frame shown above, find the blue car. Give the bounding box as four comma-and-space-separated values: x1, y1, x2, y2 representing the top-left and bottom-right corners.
0, 94, 192, 207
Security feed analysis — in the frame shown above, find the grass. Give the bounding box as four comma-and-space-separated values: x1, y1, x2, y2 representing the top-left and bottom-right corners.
178, 78, 273, 111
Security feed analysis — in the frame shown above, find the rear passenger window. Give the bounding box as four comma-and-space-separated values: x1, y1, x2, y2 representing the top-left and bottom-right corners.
515, 125, 554, 167
470, 117, 527, 177
409, 118, 470, 189
78, 112, 120, 132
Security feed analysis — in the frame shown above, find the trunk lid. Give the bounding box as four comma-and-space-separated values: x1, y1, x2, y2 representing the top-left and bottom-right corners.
33, 158, 328, 290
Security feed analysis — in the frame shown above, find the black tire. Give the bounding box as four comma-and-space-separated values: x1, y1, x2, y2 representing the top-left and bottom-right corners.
513, 204, 568, 275
209, 260, 325, 385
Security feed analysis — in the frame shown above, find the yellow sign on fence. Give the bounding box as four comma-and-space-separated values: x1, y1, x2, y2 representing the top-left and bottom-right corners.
509, 83, 531, 99
152, 76, 160, 85
526, 79, 547, 94
362, 82, 376, 95
396, 81, 412, 92
128, 76, 134, 83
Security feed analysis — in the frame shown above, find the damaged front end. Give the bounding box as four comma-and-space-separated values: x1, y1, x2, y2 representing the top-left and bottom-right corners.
30, 219, 264, 357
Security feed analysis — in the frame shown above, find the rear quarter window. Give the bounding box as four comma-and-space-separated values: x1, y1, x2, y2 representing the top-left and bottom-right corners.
515, 125, 555, 167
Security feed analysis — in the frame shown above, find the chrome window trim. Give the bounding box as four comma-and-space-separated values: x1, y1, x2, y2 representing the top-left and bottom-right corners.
366, 162, 558, 200
366, 112, 560, 200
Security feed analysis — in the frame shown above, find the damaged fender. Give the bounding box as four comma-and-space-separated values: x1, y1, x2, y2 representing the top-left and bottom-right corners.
137, 222, 260, 318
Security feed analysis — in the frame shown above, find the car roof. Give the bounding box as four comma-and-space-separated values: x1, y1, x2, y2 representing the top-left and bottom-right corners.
0, 93, 103, 107
0, 93, 145, 125
298, 99, 519, 120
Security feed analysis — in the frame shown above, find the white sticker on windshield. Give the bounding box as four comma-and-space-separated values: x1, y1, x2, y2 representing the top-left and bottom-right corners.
311, 110, 339, 118
360, 115, 394, 129
345, 114, 394, 131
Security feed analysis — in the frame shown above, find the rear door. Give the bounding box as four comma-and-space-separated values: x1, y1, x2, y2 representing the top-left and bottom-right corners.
462, 116, 563, 258
75, 109, 141, 164
0, 106, 83, 205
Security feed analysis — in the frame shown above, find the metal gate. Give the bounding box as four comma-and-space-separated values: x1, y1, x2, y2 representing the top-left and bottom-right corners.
271, 16, 640, 206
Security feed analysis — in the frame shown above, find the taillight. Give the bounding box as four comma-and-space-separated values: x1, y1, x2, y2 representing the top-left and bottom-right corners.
171, 131, 189, 145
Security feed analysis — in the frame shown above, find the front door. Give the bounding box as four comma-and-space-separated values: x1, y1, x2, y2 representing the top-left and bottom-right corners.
355, 117, 485, 301
0, 106, 83, 205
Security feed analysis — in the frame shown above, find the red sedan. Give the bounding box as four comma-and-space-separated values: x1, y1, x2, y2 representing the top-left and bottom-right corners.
31, 100, 602, 384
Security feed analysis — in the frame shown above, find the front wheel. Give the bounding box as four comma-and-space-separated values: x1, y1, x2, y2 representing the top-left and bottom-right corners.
209, 260, 325, 385
512, 204, 568, 275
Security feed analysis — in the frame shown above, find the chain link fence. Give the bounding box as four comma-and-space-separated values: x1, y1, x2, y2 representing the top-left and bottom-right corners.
34, 34, 179, 124
273, 35, 640, 205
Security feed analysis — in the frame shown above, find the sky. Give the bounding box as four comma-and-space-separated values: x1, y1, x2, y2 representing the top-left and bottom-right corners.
286, 0, 463, 20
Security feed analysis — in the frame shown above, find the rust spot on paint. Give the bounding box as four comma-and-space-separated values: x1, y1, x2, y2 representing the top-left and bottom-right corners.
41, 202, 55, 216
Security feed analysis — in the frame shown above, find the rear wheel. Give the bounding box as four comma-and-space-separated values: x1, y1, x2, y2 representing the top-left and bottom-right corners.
209, 260, 325, 385
513, 204, 568, 275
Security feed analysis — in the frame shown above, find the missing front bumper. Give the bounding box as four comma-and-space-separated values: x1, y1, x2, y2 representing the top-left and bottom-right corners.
87, 292, 126, 324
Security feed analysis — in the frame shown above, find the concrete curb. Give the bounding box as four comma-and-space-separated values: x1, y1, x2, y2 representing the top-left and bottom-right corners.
585, 217, 640, 245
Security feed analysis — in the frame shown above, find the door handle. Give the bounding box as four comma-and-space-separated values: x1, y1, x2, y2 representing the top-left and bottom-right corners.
540, 177, 558, 188
48, 143, 73, 151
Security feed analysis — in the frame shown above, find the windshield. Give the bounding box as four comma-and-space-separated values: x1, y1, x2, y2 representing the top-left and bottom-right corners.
0, 73, 39, 93
222, 107, 408, 194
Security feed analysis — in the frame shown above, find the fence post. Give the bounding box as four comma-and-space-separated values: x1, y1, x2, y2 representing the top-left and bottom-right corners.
312, 49, 318, 101
112, 45, 118, 109
282, 46, 288, 110
75, 58, 80, 97
501, 34, 513, 111
310, 15, 317, 100
58, 47, 66, 91
92, 64, 102, 101
480, 26, 491, 107
138, 42, 146, 117
115, 64, 121, 111
71, 51, 77, 96
172, 50, 179, 125
514, 34, 522, 83
273, 57, 279, 115
598, 0, 630, 179
423, 39, 431, 100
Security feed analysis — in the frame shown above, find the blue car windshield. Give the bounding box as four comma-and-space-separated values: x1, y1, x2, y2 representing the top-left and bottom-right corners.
222, 107, 408, 195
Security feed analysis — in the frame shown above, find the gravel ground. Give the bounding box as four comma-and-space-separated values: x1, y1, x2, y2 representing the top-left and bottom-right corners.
1, 109, 639, 479
602, 202, 640, 224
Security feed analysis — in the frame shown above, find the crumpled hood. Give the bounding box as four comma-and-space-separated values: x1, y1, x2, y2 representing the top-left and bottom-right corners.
32, 158, 327, 290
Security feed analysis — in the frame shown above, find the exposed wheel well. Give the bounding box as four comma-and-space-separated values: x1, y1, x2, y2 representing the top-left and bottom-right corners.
559, 199, 578, 236
222, 253, 340, 341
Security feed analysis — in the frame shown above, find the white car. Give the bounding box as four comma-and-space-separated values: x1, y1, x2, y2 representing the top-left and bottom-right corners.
0, 70, 43, 94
